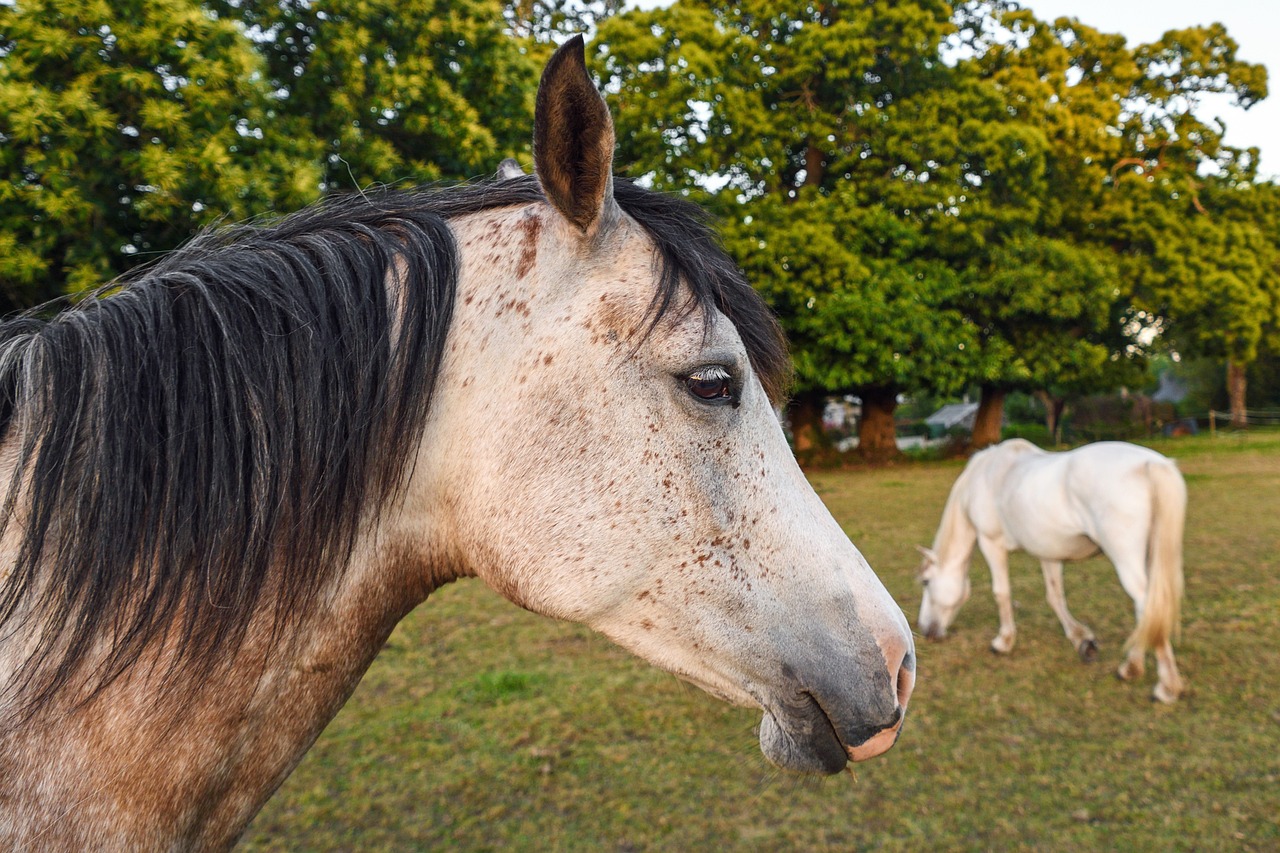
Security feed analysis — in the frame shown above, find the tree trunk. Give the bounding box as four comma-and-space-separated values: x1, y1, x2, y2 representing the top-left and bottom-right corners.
1227, 361, 1248, 429
804, 140, 826, 189
971, 385, 1006, 449
857, 387, 900, 461
788, 390, 835, 464
1034, 389, 1067, 445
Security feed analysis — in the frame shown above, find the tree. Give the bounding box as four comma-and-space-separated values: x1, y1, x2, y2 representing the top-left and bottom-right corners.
1125, 173, 1280, 427
596, 0, 1019, 459
0, 0, 320, 305
209, 0, 541, 190
506, 0, 625, 46
967, 234, 1144, 443
721, 192, 974, 460
956, 8, 1268, 444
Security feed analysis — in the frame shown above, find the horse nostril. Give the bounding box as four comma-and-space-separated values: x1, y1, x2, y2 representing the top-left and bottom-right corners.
896, 657, 915, 710
882, 640, 915, 713
845, 704, 904, 747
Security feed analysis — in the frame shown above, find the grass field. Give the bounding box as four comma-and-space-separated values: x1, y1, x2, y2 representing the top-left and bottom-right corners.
242, 432, 1280, 851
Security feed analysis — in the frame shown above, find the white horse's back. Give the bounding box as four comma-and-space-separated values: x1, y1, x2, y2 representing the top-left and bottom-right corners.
992, 441, 1176, 561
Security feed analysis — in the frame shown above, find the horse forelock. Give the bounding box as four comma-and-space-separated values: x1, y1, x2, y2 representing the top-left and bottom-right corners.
0, 175, 787, 721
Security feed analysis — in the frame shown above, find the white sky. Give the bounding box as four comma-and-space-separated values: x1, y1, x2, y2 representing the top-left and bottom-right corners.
625, 0, 1279, 179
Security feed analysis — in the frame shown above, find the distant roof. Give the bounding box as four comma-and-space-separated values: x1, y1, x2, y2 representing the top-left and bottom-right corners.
1152, 371, 1189, 404
926, 402, 980, 429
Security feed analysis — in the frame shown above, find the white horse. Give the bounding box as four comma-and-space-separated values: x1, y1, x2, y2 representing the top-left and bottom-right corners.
917, 439, 1185, 703
0, 38, 913, 848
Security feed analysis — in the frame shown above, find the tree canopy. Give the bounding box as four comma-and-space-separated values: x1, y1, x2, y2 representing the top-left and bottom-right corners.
206, 0, 540, 190
598, 0, 1273, 451
0, 0, 319, 305
1, 0, 1275, 443
0, 0, 544, 305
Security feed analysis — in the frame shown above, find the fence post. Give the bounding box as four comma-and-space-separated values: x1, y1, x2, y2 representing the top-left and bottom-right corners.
1209, 410, 1216, 437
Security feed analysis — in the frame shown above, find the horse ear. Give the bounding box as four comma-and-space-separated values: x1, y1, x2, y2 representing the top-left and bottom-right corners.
496, 158, 525, 181
533, 35, 617, 234
915, 545, 938, 563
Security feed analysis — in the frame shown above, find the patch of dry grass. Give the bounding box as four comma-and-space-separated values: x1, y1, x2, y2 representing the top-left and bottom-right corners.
243, 432, 1280, 851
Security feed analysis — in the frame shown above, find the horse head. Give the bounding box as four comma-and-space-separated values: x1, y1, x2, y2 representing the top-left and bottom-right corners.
414, 37, 914, 773
916, 544, 972, 640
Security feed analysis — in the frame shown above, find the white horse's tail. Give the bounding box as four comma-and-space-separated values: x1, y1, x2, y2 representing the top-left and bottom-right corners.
1128, 460, 1186, 652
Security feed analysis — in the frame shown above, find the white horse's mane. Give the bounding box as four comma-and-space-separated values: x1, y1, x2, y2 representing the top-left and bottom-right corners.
931, 460, 978, 558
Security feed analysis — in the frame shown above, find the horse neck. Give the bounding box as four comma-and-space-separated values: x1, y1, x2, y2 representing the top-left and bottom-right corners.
933, 469, 979, 570
0, 532, 440, 850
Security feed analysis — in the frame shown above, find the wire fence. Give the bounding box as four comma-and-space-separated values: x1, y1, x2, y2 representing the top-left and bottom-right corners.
1021, 409, 1280, 444
1206, 409, 1280, 428
867, 407, 1280, 449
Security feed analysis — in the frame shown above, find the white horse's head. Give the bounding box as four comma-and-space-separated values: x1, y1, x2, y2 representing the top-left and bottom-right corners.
916, 544, 972, 639
414, 37, 914, 773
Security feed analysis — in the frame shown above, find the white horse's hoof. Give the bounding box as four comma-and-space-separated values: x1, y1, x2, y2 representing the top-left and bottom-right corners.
1152, 682, 1181, 704
1076, 638, 1098, 663
989, 636, 1015, 655
1116, 660, 1143, 682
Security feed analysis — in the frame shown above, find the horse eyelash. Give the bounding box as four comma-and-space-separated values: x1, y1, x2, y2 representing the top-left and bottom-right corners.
689, 365, 731, 382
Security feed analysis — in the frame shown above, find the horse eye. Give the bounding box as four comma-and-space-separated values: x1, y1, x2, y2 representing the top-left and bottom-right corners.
685, 365, 735, 405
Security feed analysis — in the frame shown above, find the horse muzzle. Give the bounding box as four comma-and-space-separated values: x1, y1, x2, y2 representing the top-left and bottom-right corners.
758, 647, 915, 774
919, 619, 947, 641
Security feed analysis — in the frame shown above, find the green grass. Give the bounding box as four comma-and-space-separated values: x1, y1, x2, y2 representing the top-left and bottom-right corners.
243, 431, 1280, 851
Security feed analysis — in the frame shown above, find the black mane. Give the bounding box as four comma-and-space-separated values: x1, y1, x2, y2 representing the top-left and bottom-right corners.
0, 175, 787, 718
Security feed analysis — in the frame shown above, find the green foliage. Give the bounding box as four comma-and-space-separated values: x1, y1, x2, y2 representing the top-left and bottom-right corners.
964, 233, 1143, 393
959, 9, 1271, 400
597, 0, 993, 401
0, 0, 545, 305
0, 0, 320, 305
721, 191, 973, 396
1, 0, 1273, 418
1146, 178, 1280, 367
506, 0, 625, 46
209, 0, 540, 190
596, 0, 1273, 418
1100, 162, 1279, 419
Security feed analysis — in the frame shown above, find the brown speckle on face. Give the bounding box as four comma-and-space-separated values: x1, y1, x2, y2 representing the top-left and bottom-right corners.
515, 212, 541, 279
591, 291, 644, 344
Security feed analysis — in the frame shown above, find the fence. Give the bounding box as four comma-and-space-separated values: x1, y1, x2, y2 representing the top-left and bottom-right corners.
1207, 409, 1280, 432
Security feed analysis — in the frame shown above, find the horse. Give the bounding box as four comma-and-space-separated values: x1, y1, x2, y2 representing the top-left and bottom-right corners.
0, 37, 914, 848
916, 438, 1185, 704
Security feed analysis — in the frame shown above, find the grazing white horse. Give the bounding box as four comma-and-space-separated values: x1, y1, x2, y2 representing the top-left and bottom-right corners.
0, 38, 913, 848
917, 439, 1186, 703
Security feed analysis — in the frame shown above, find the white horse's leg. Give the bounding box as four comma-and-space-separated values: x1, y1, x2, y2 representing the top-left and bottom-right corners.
977, 537, 1016, 654
1112, 557, 1148, 682
1117, 646, 1145, 682
1040, 559, 1098, 662
1112, 550, 1182, 700
1152, 640, 1185, 704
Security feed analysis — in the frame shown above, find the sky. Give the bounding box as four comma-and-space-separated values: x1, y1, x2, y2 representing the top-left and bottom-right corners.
626, 0, 1279, 179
